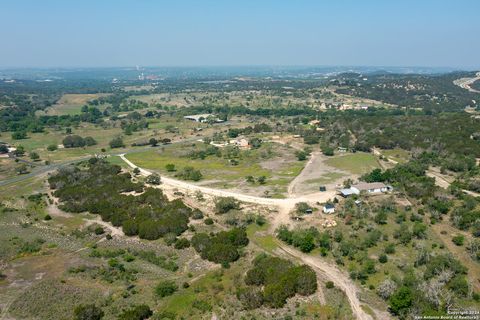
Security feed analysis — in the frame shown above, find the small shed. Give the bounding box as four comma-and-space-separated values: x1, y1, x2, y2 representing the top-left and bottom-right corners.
323, 203, 335, 214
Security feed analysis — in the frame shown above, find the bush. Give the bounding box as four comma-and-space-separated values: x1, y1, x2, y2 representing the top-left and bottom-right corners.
118, 304, 152, 320
452, 234, 465, 246
122, 220, 139, 236
84, 137, 97, 146
94, 226, 105, 235
165, 163, 176, 172
44, 214, 52, 221
204, 218, 214, 225
191, 228, 249, 265
388, 286, 413, 316
47, 144, 58, 151
12, 131, 27, 140
73, 304, 104, 320
244, 255, 317, 308
174, 238, 190, 249
63, 135, 85, 148
191, 209, 204, 220
215, 197, 240, 214
109, 137, 125, 149
155, 280, 178, 298
255, 215, 266, 226
176, 166, 202, 181
379, 254, 388, 264
237, 287, 264, 309
322, 146, 334, 156
325, 281, 335, 289
146, 174, 161, 185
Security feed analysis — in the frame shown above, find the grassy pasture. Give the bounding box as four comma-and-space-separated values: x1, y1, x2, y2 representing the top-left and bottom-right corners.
37, 93, 110, 116
125, 142, 304, 196
324, 152, 380, 175
381, 148, 410, 163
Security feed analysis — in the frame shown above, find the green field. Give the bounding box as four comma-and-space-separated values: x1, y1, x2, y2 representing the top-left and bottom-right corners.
305, 172, 346, 185
324, 152, 380, 175
36, 94, 110, 116
126, 142, 304, 193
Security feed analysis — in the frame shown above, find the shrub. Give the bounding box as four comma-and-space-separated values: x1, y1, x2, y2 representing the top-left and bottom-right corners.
191, 228, 249, 265
244, 255, 317, 308
255, 215, 266, 226
174, 238, 190, 249
215, 197, 240, 214
236, 287, 264, 309
122, 220, 139, 236
118, 304, 152, 320
389, 286, 413, 316
12, 131, 27, 140
84, 137, 97, 146
384, 243, 396, 254
63, 135, 85, 148
325, 281, 335, 289
163, 232, 177, 246
94, 226, 105, 235
155, 280, 178, 298
379, 254, 388, 263
452, 234, 465, 246
191, 209, 204, 220
176, 166, 202, 181
165, 163, 176, 172
73, 304, 104, 320
146, 174, 161, 185
204, 218, 214, 225
109, 137, 125, 149
44, 214, 52, 221
47, 144, 58, 151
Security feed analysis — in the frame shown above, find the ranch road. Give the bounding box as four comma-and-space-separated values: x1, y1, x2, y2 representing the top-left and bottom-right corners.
120, 154, 385, 320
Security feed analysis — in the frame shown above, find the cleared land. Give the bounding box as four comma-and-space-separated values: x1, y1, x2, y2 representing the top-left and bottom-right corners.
125, 142, 305, 197
324, 152, 381, 175
37, 93, 111, 116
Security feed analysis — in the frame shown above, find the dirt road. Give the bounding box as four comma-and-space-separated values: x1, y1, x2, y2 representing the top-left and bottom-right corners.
120, 154, 337, 208
119, 154, 383, 320
277, 244, 384, 320
287, 152, 347, 197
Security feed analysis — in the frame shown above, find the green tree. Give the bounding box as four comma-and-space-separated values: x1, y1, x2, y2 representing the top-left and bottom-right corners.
149, 138, 158, 147
389, 286, 413, 316
109, 137, 125, 149
84, 136, 97, 146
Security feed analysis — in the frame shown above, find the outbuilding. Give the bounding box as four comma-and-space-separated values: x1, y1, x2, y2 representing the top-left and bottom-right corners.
323, 203, 335, 214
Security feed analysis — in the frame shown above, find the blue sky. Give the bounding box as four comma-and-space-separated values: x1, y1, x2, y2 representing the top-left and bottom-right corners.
1, 0, 479, 68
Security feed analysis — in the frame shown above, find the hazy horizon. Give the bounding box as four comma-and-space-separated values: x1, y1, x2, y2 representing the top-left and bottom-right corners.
1, 0, 479, 68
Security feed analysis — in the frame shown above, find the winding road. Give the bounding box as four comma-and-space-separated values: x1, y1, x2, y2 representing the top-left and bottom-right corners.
120, 153, 384, 320
0, 141, 386, 320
